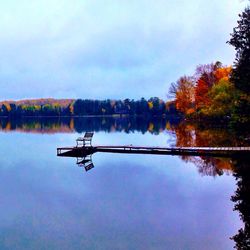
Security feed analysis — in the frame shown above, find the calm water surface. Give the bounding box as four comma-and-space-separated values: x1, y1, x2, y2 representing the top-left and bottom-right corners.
0, 118, 248, 250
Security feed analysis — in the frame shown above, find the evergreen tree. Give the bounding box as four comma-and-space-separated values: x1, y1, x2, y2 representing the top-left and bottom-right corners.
228, 6, 250, 93
228, 7, 250, 125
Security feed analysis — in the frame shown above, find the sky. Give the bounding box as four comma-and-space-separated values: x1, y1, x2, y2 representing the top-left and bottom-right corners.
0, 0, 247, 101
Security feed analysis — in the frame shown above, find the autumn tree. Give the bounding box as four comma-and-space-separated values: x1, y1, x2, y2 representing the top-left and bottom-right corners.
204, 79, 236, 117
214, 66, 232, 82
195, 62, 221, 86
169, 76, 195, 115
198, 66, 234, 118
194, 62, 222, 113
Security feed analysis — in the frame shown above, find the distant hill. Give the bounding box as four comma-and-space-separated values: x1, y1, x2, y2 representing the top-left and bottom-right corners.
0, 98, 74, 107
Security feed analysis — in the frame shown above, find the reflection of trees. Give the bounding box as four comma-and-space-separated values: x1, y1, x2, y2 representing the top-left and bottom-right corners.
231, 157, 250, 249
1, 118, 248, 149
167, 121, 249, 177
170, 121, 245, 148
0, 117, 181, 135
0, 117, 74, 134
180, 155, 233, 177
174, 123, 196, 147
171, 121, 250, 246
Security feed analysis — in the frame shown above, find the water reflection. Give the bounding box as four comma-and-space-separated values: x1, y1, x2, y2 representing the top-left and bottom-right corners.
174, 155, 233, 176
0, 117, 248, 178
1, 117, 247, 177
76, 154, 94, 172
0, 117, 249, 248
69, 150, 250, 248
231, 156, 250, 249
0, 116, 180, 134
0, 118, 248, 146
65, 148, 235, 177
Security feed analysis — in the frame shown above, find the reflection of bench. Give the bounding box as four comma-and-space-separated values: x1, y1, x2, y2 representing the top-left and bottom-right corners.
76, 154, 94, 172
77, 158, 91, 165
84, 163, 94, 172
76, 132, 94, 147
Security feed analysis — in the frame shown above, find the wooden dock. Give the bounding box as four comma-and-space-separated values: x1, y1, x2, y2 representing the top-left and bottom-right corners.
57, 145, 250, 158
57, 132, 250, 158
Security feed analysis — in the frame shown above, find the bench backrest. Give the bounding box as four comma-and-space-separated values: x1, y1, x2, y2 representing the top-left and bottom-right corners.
84, 132, 94, 139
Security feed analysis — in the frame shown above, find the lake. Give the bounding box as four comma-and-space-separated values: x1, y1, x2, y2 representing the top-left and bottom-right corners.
0, 117, 249, 250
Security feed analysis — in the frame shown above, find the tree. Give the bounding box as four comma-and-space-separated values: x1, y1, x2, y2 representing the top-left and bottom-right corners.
214, 66, 232, 82
194, 62, 223, 113
204, 79, 236, 118
195, 62, 221, 87
195, 78, 211, 112
169, 76, 195, 115
228, 6, 250, 93
0, 104, 10, 116
228, 6, 250, 125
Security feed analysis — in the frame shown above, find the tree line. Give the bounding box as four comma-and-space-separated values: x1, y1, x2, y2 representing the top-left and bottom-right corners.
0, 98, 179, 117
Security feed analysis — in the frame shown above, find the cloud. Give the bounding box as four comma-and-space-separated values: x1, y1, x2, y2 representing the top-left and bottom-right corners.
0, 0, 246, 100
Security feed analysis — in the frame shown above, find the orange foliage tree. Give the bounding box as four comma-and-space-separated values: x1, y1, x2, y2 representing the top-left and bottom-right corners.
195, 78, 211, 110
168, 62, 234, 118
194, 62, 221, 113
214, 66, 232, 82
194, 63, 232, 115
169, 76, 195, 115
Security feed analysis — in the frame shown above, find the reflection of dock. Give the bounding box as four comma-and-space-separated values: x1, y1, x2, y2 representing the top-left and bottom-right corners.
57, 132, 250, 172
57, 132, 250, 158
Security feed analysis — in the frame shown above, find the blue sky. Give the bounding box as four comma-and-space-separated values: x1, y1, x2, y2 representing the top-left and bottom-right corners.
0, 0, 246, 100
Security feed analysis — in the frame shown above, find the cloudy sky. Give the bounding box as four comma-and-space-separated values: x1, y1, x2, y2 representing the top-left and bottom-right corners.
0, 0, 247, 100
